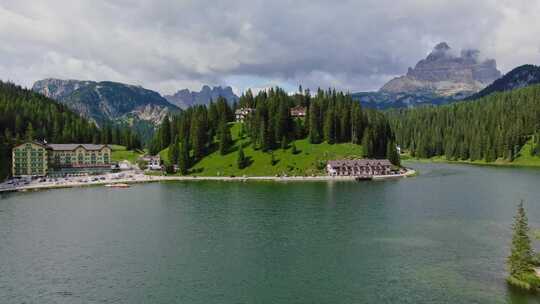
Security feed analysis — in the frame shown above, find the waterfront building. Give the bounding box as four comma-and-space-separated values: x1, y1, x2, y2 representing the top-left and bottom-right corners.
11, 142, 112, 177
326, 159, 393, 176
12, 142, 48, 177
290, 106, 307, 118
235, 108, 255, 122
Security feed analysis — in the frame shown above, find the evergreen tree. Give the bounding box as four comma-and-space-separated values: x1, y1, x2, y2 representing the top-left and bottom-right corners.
218, 120, 232, 155
237, 145, 246, 169
387, 140, 400, 166
281, 135, 288, 150
25, 123, 34, 141
168, 137, 180, 165
362, 128, 374, 158
508, 201, 534, 279
159, 116, 172, 150
178, 138, 190, 175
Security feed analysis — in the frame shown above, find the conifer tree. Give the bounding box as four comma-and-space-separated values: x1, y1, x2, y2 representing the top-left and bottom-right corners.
237, 144, 246, 169
178, 138, 190, 175
168, 137, 180, 165
387, 140, 400, 166
218, 120, 232, 155
508, 201, 534, 279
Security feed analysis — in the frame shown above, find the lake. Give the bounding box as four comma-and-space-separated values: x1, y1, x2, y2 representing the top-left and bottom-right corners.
1, 162, 540, 303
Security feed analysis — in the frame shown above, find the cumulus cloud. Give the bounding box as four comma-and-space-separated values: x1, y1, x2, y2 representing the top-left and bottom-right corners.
1, 0, 539, 94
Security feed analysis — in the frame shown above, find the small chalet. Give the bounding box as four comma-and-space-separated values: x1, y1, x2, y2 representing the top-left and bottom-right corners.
327, 159, 393, 177
235, 108, 255, 122
290, 106, 307, 118
140, 155, 162, 170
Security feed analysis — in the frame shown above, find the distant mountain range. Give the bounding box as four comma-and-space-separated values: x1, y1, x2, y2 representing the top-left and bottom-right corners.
164, 85, 239, 109
353, 42, 502, 109
32, 79, 180, 142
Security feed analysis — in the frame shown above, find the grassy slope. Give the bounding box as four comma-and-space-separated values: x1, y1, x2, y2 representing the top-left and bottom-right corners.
160, 123, 364, 176
403, 138, 540, 168
110, 145, 144, 163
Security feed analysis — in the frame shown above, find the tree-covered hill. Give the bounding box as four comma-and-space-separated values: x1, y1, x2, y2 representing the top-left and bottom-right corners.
32, 79, 180, 143
389, 84, 540, 163
466, 65, 540, 101
151, 87, 398, 175
0, 81, 142, 179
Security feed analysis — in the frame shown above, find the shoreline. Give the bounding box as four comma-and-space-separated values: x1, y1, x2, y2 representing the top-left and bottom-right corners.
0, 169, 416, 193
403, 157, 540, 169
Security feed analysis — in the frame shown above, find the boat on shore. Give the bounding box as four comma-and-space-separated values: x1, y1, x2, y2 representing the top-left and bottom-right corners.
105, 183, 130, 188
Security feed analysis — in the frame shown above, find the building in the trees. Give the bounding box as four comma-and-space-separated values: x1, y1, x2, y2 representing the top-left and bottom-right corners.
140, 155, 162, 170
235, 108, 255, 122
12, 142, 48, 177
11, 142, 112, 177
326, 159, 393, 177
290, 106, 307, 118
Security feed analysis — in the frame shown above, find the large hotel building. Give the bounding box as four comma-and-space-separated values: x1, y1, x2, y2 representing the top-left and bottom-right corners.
12, 142, 112, 177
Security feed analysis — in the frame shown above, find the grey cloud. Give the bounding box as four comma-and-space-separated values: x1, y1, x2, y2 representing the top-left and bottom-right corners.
1, 0, 539, 94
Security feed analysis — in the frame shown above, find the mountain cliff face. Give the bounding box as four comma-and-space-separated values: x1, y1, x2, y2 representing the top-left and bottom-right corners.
164, 85, 239, 109
380, 42, 501, 97
32, 79, 179, 126
355, 43, 501, 109
466, 64, 540, 100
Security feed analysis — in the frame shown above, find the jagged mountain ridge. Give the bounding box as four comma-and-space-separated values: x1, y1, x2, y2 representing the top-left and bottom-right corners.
164, 85, 239, 109
32, 79, 179, 126
354, 42, 501, 109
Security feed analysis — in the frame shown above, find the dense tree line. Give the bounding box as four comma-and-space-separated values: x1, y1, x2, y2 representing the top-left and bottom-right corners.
0, 81, 142, 179
389, 85, 540, 162
150, 87, 395, 174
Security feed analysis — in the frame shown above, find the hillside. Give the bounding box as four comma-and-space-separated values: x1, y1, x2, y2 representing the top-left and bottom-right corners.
466, 64, 540, 100
159, 123, 364, 176
0, 81, 141, 180
390, 84, 540, 164
32, 79, 180, 142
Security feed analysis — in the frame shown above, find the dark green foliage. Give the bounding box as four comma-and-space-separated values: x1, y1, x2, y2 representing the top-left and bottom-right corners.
281, 136, 288, 150
387, 140, 400, 166
149, 86, 395, 173
237, 145, 246, 169
468, 65, 540, 101
168, 137, 180, 165
507, 201, 537, 289
390, 85, 540, 162
218, 120, 232, 155
178, 138, 190, 175
159, 116, 172, 151
0, 81, 141, 180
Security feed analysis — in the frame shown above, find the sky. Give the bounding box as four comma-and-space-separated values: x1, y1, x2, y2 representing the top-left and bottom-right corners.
1, 0, 540, 95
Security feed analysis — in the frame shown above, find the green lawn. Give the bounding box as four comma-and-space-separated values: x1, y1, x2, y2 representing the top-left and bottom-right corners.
111, 145, 144, 163
160, 123, 364, 176
403, 138, 540, 168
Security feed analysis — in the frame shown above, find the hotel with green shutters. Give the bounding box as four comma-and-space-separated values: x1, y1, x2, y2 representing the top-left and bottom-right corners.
12, 142, 112, 177
12, 142, 49, 177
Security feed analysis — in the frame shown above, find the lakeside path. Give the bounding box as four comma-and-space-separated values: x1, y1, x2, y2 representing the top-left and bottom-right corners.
0, 169, 416, 193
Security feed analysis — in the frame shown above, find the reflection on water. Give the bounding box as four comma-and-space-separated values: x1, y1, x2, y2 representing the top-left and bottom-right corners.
1, 162, 540, 303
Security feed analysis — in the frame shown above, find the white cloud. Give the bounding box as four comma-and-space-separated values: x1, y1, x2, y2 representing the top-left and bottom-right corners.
0, 0, 539, 95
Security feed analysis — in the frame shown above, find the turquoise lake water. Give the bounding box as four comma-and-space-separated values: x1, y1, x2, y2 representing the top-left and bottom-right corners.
1, 162, 540, 303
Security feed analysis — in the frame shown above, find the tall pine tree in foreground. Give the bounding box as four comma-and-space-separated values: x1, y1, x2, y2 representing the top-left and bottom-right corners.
508, 201, 534, 283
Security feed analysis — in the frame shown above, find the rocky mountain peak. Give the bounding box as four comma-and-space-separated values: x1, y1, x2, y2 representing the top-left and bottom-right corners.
381, 42, 501, 97
164, 85, 239, 109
